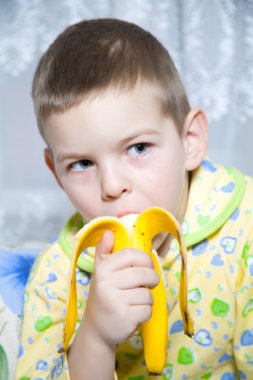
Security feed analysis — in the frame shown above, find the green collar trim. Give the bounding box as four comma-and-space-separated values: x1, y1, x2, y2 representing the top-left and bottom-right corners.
58, 213, 95, 272
58, 165, 246, 272
183, 167, 245, 247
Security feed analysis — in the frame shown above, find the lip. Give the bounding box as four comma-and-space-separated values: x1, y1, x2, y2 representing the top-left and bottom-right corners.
116, 211, 139, 218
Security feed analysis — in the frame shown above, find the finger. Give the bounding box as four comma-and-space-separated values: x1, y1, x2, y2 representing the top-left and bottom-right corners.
123, 288, 154, 306
95, 230, 115, 267
111, 267, 160, 290
129, 304, 153, 326
98, 248, 155, 273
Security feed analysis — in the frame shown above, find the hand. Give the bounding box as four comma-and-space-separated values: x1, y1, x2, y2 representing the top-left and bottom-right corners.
82, 230, 160, 348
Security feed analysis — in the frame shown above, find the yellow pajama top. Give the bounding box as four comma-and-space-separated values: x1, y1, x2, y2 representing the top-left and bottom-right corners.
16, 160, 253, 379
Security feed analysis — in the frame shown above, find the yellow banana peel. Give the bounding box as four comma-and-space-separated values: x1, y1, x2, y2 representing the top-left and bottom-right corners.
61, 207, 194, 375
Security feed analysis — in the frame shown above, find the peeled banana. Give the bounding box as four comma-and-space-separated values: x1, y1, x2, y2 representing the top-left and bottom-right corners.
61, 207, 194, 375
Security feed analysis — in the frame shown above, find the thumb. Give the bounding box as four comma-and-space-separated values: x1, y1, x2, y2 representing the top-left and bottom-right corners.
95, 230, 115, 266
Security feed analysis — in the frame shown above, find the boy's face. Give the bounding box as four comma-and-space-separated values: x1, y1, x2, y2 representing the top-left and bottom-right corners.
44, 82, 191, 229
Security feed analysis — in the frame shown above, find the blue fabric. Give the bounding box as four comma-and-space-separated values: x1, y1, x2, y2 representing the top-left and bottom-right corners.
0, 247, 40, 316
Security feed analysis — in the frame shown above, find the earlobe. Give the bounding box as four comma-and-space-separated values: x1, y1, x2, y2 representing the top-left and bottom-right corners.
44, 148, 63, 189
183, 108, 208, 171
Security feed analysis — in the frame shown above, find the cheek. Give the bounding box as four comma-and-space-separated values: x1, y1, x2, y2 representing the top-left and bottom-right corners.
147, 161, 186, 209
152, 160, 182, 187
67, 192, 99, 221
60, 178, 96, 216
60, 169, 95, 197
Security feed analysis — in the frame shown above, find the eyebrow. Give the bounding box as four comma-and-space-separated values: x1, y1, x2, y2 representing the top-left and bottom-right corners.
56, 152, 86, 163
119, 128, 160, 146
56, 127, 160, 163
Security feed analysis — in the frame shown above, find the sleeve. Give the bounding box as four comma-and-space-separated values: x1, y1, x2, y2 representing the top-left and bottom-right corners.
15, 243, 89, 380
233, 237, 253, 379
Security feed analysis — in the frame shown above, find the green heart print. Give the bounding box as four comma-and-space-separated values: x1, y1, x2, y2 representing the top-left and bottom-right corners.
197, 214, 210, 227
34, 315, 53, 332
211, 298, 230, 317
178, 347, 195, 365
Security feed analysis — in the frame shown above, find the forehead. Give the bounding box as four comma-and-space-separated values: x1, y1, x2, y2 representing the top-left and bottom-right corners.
79, 80, 165, 109
43, 81, 167, 140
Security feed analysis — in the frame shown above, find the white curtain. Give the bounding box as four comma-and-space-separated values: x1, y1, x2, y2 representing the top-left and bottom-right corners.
0, 0, 253, 245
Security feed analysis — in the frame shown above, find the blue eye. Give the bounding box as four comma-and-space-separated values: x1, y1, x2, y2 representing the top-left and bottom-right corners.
128, 143, 149, 157
71, 160, 93, 171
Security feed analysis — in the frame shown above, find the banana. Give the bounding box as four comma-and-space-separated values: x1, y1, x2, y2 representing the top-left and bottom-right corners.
61, 207, 194, 375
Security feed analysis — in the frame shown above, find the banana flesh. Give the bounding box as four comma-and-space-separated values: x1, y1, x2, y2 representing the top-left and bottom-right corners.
61, 207, 194, 375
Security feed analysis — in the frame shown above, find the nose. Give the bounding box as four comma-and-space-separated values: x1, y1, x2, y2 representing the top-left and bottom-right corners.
100, 161, 131, 200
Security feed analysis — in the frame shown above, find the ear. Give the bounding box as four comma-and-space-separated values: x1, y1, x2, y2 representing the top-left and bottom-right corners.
44, 148, 63, 189
183, 108, 208, 171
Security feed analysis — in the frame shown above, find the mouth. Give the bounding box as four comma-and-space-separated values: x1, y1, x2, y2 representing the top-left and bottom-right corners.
116, 211, 139, 218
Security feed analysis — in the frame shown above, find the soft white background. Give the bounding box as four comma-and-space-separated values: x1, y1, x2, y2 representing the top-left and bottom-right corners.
0, 0, 253, 245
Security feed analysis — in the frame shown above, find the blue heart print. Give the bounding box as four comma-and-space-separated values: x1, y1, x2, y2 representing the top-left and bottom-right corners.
211, 253, 224, 266
201, 160, 217, 172
220, 373, 237, 380
41, 272, 58, 286
170, 320, 184, 334
220, 237, 237, 254
250, 263, 253, 276
76, 269, 91, 286
194, 329, 213, 346
45, 286, 58, 300
221, 182, 235, 193
229, 208, 240, 221
218, 353, 232, 363
47, 272, 57, 282
50, 355, 64, 378
212, 322, 219, 330
192, 240, 208, 256
240, 329, 253, 346
36, 359, 49, 371
238, 370, 247, 379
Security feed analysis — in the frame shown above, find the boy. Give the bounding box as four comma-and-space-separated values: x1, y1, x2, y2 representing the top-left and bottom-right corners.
16, 18, 253, 380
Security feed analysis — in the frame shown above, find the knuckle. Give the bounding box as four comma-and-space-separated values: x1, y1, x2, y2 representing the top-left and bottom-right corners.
141, 288, 154, 305
155, 271, 160, 284
122, 248, 136, 263
144, 268, 159, 286
142, 253, 154, 268
147, 289, 154, 305
147, 255, 155, 268
149, 271, 160, 288
122, 249, 153, 267
138, 270, 146, 284
136, 305, 152, 324
144, 305, 152, 321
